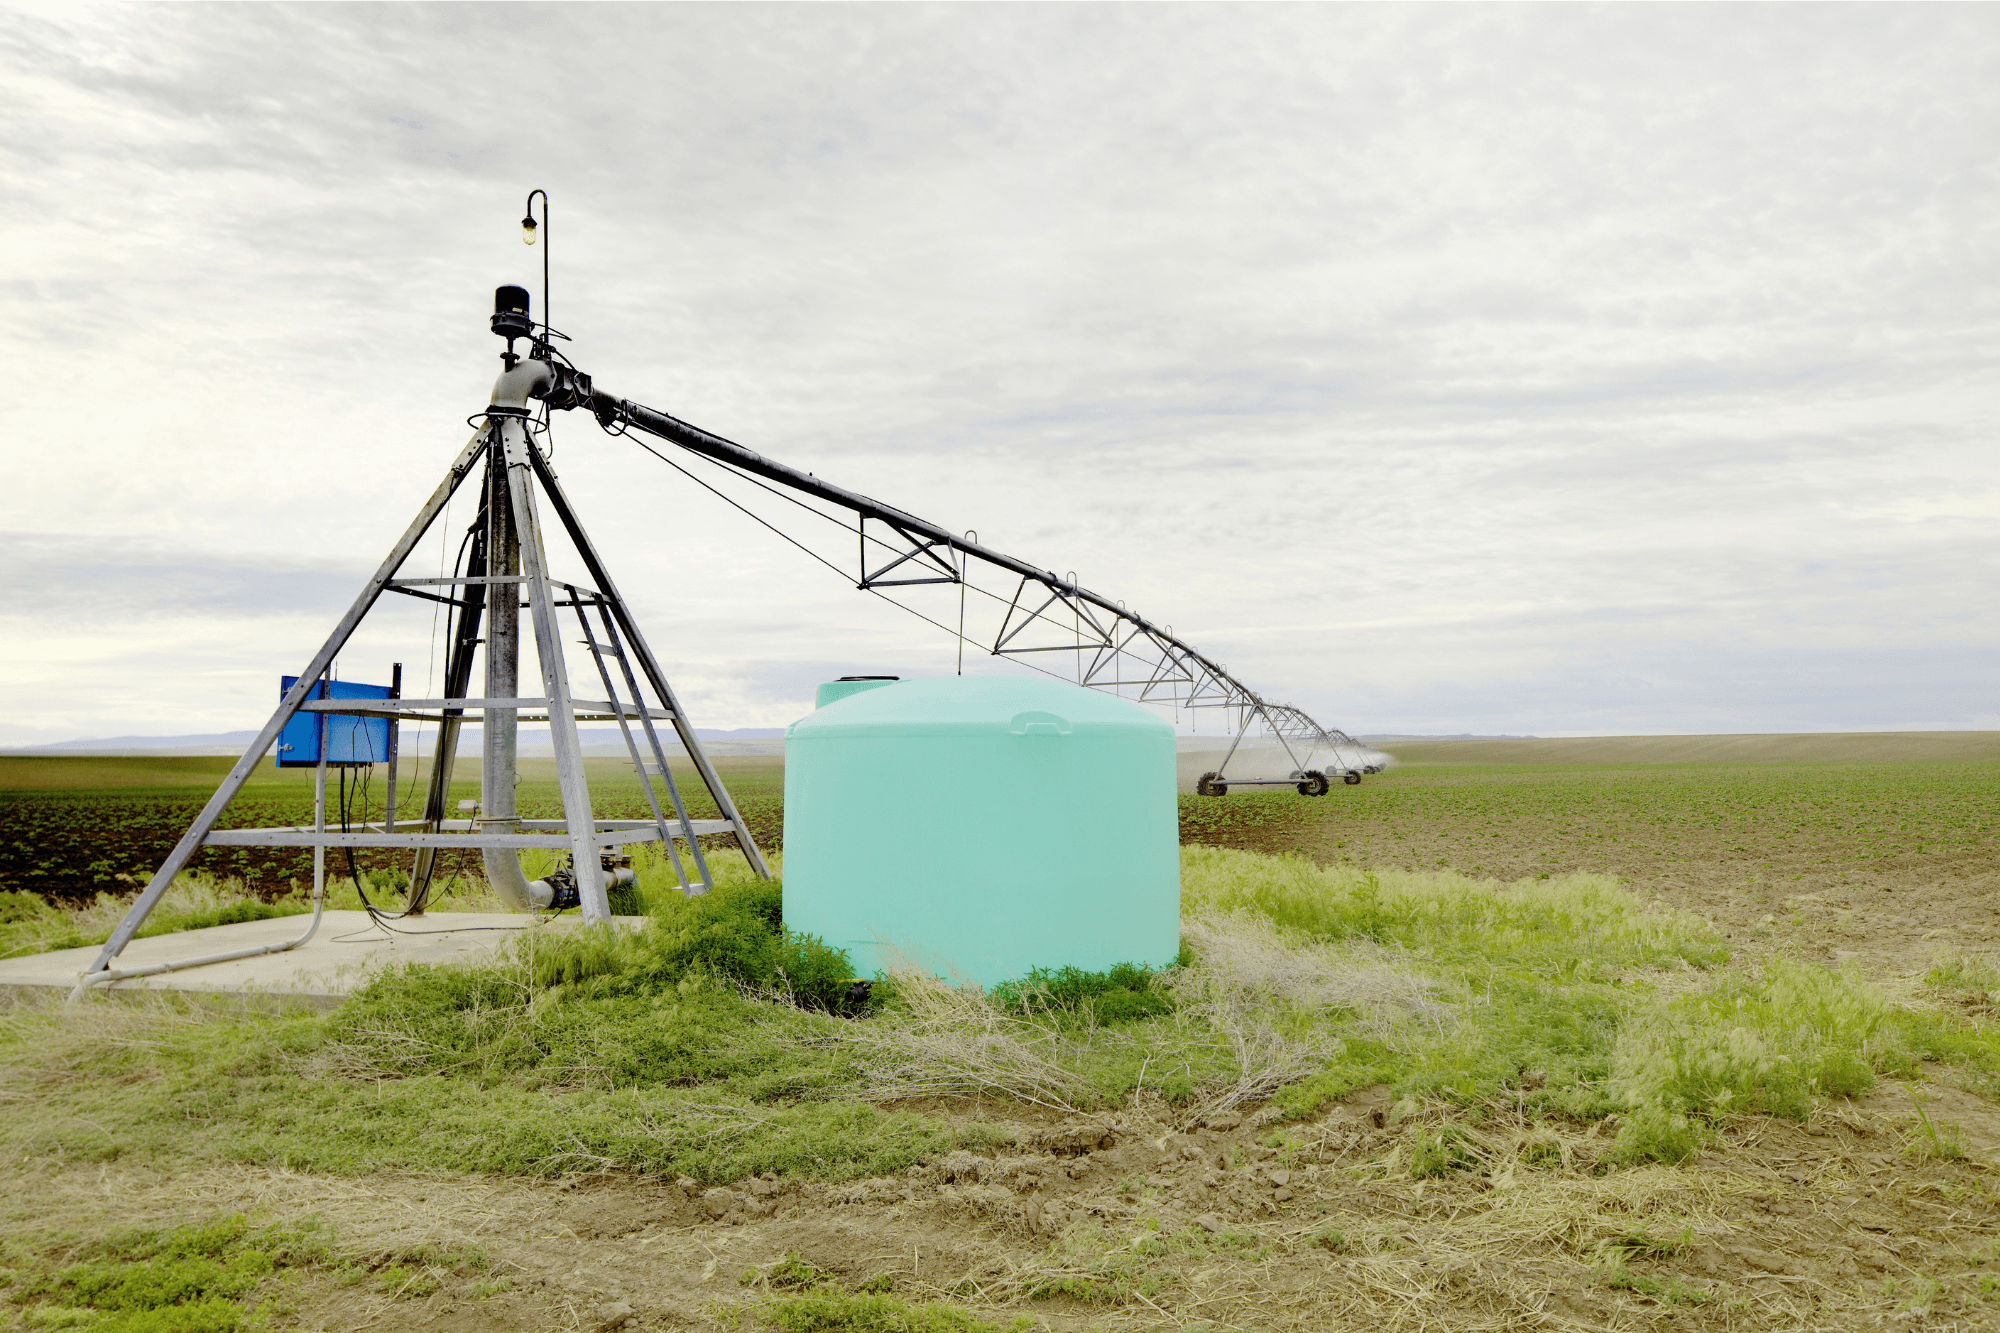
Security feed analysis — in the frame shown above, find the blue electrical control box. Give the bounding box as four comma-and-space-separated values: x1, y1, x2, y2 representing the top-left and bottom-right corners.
276, 677, 395, 768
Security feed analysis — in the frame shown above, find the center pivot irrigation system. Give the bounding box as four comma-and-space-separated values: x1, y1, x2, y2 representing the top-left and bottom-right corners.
70, 196, 1381, 999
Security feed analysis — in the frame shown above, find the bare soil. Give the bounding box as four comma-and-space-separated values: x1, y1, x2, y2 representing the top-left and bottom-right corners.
18, 1080, 2000, 1331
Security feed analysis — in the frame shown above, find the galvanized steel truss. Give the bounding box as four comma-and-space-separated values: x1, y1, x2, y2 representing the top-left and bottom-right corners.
581, 387, 1377, 781
70, 396, 765, 1000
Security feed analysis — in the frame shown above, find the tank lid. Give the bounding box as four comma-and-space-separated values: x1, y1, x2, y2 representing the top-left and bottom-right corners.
794, 675, 1171, 737
815, 676, 901, 709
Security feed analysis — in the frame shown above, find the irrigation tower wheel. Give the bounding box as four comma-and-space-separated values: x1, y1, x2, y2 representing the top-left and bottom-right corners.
1196, 771, 1228, 797
1296, 770, 1330, 797
1343, 771, 1363, 785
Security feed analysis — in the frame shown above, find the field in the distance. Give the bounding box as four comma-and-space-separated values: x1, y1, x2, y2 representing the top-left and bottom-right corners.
1317, 733, 1995, 979
5, 731, 1994, 982
5, 732, 1995, 979
1381, 730, 2000, 766
0, 755, 784, 902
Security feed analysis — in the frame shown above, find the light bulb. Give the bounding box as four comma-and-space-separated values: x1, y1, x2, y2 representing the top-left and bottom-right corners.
521, 216, 538, 246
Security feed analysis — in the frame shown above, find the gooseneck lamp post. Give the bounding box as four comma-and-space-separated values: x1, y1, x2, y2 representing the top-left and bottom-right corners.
521, 188, 548, 342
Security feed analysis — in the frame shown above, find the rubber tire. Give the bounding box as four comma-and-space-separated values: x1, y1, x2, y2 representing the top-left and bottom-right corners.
1197, 770, 1228, 798
1343, 772, 1363, 785
1296, 770, 1330, 797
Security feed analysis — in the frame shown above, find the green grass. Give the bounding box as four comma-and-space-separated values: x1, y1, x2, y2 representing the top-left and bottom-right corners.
1159, 848, 1997, 1157
5, 843, 1999, 1198
0, 881, 310, 961
1172, 847, 1720, 1124
0, 1214, 504, 1330
0, 868, 968, 1186
0, 863, 513, 962
6, 1215, 334, 1332
1612, 958, 1895, 1122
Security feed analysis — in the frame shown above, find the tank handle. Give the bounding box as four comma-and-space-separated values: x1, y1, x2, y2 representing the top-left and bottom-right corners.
1009, 710, 1072, 736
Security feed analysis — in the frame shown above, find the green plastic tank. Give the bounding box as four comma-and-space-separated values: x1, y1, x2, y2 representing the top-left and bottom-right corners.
783, 676, 1180, 990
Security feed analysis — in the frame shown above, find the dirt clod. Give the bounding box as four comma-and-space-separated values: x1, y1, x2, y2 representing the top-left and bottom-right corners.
1031, 1124, 1115, 1156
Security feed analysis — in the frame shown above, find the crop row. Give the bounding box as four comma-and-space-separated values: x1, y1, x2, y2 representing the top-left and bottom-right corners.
4, 758, 1990, 905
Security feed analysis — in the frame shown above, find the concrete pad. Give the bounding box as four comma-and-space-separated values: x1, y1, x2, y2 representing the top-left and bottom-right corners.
0, 911, 643, 1009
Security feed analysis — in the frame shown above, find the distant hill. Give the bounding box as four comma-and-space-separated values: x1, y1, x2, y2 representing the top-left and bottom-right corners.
1357, 733, 1539, 742
2, 725, 788, 757
1375, 731, 2000, 765
17, 731, 266, 752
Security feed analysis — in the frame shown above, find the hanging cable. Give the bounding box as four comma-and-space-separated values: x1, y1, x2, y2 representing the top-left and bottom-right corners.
623, 436, 1083, 689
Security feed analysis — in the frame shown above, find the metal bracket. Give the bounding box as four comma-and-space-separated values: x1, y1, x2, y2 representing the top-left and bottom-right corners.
858, 515, 962, 589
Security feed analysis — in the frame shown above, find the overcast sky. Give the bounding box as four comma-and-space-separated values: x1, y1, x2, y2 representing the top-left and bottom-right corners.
2, 2, 1995, 745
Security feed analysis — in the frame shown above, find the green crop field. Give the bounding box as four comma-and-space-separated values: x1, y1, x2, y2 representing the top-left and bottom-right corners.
0, 755, 784, 903
1182, 743, 2000, 980
1191, 759, 1997, 879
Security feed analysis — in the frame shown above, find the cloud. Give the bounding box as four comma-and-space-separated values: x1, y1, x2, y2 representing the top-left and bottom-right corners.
0, 534, 364, 623
1, 3, 1994, 741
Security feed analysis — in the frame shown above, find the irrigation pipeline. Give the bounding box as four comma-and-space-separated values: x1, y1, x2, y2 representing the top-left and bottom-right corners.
507, 349, 1360, 760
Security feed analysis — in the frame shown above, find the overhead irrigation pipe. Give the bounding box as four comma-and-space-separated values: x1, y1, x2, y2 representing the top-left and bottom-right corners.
563, 385, 1355, 749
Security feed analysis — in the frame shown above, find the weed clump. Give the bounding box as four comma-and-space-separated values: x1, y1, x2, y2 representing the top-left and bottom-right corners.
514, 878, 852, 1010
1407, 1125, 1481, 1179
348, 875, 852, 1021
1607, 1106, 1706, 1166
989, 955, 1184, 1026
1902, 1085, 1967, 1161
1613, 958, 1896, 1131
1180, 846, 1727, 972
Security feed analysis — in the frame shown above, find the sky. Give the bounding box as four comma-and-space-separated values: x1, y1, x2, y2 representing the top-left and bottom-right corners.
2, 2, 1995, 746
